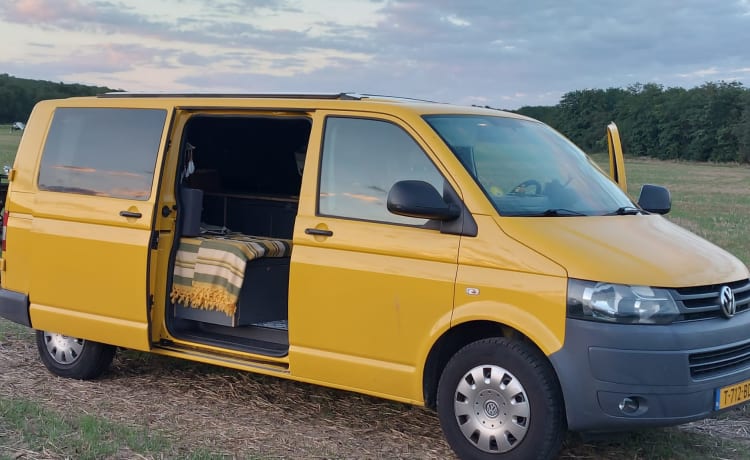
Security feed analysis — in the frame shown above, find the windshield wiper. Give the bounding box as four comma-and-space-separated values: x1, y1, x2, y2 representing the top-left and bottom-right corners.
541, 208, 587, 216
605, 206, 644, 216
519, 208, 588, 217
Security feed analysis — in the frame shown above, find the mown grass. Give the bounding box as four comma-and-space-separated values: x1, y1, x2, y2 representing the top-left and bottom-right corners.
0, 125, 21, 168
0, 397, 228, 460
591, 153, 750, 265
0, 322, 169, 460
0, 321, 227, 459
563, 428, 750, 459
0, 315, 28, 336
0, 398, 167, 459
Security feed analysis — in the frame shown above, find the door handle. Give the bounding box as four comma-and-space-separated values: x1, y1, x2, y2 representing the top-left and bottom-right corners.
305, 228, 333, 237
119, 210, 143, 218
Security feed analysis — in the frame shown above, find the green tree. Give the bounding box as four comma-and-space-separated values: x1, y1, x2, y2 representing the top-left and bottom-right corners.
0, 74, 116, 123
514, 80, 749, 164
734, 91, 750, 163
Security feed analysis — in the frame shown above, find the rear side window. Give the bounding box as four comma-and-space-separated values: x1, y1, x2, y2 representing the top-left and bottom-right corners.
38, 107, 167, 200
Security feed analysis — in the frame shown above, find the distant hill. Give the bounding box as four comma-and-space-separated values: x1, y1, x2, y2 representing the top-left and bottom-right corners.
0, 74, 118, 123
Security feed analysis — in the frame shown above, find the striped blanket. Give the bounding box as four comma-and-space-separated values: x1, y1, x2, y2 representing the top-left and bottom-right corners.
170, 234, 292, 317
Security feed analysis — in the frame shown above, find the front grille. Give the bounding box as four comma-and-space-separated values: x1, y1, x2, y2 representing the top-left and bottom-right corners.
689, 339, 750, 379
671, 279, 750, 322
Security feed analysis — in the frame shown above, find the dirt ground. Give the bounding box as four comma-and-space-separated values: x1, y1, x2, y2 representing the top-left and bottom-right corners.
2, 328, 749, 459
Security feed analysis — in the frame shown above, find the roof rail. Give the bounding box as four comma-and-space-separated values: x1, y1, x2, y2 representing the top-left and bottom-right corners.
97, 92, 362, 100
354, 93, 442, 104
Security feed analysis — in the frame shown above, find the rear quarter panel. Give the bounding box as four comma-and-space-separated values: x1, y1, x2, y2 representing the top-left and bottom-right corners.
2, 101, 56, 292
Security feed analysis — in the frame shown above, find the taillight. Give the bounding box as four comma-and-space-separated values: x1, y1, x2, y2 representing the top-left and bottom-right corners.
2, 210, 8, 252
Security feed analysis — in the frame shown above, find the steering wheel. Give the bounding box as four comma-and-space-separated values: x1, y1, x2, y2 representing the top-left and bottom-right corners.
510, 179, 543, 196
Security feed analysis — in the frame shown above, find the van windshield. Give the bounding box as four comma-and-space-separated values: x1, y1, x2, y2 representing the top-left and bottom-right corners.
423, 115, 634, 216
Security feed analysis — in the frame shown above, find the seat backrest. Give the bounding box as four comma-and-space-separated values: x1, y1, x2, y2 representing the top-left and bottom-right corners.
181, 187, 204, 237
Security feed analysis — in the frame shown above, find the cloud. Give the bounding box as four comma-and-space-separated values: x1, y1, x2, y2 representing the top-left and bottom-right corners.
440, 14, 470, 27
5, 0, 96, 23
0, 42, 172, 76
351, 0, 750, 105
191, 0, 300, 15
678, 67, 720, 79
0, 0, 748, 108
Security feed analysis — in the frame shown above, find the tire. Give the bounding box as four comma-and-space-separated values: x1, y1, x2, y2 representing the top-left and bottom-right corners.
35, 330, 116, 380
437, 337, 565, 460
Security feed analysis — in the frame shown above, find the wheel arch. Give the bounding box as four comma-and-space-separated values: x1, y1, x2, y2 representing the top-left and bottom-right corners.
422, 320, 560, 410
35, 329, 116, 380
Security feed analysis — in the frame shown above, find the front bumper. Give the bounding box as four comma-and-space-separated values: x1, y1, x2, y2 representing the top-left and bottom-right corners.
550, 312, 750, 432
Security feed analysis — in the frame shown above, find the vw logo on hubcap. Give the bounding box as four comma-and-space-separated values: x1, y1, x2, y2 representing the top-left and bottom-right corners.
720, 286, 736, 319
484, 400, 500, 418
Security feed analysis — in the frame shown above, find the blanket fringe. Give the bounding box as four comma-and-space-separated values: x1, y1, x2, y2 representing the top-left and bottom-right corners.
170, 285, 236, 317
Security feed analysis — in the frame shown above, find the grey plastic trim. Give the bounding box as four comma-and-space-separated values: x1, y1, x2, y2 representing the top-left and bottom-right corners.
550, 312, 750, 432
440, 184, 478, 237
0, 289, 30, 327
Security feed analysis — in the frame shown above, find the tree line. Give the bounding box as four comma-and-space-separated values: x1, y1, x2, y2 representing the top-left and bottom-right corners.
2, 73, 749, 163
0, 74, 114, 124
515, 81, 750, 163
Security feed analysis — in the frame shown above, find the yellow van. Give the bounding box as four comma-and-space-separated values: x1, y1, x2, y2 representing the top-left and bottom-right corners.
1, 93, 749, 459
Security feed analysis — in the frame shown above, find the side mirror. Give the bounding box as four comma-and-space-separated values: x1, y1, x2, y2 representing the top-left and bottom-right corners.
637, 184, 671, 215
387, 180, 461, 221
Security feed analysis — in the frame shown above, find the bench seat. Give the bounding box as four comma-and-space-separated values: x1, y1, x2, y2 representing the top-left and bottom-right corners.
171, 234, 292, 327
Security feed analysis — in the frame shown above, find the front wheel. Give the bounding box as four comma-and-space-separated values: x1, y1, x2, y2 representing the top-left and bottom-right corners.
437, 337, 565, 460
36, 330, 116, 380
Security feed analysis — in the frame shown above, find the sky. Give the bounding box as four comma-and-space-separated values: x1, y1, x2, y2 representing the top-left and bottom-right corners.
1, 0, 749, 109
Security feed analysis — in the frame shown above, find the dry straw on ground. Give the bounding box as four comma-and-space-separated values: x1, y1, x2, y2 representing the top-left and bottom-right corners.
0, 331, 454, 459
2, 328, 750, 459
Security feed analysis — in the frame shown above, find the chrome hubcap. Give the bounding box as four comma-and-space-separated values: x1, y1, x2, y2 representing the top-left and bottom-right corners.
454, 365, 530, 453
43, 332, 84, 364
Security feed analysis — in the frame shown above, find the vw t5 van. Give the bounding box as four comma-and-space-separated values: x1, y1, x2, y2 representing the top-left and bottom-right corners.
1, 93, 749, 459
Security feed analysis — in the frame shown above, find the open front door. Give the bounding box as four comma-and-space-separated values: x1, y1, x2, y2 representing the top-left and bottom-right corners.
606, 122, 627, 193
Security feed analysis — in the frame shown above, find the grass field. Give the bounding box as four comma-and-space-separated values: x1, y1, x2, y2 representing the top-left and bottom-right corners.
0, 125, 22, 168
0, 126, 749, 458
620, 156, 750, 266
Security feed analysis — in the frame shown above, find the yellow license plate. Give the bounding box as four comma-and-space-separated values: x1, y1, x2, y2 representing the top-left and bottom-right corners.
715, 378, 750, 410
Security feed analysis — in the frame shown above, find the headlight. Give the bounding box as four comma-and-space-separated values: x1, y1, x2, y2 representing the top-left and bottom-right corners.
567, 279, 679, 324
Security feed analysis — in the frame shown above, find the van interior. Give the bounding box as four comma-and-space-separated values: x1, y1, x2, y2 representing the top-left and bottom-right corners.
166, 115, 312, 357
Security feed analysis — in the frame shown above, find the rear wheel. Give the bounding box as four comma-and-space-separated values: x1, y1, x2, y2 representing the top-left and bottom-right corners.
437, 337, 565, 460
36, 330, 116, 380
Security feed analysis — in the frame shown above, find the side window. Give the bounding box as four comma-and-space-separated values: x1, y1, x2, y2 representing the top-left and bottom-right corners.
38, 107, 167, 200
319, 117, 445, 225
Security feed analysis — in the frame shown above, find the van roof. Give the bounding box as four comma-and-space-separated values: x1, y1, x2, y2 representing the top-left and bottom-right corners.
84, 91, 528, 119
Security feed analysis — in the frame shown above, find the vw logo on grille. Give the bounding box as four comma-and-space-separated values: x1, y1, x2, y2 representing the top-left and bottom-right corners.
719, 286, 736, 319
